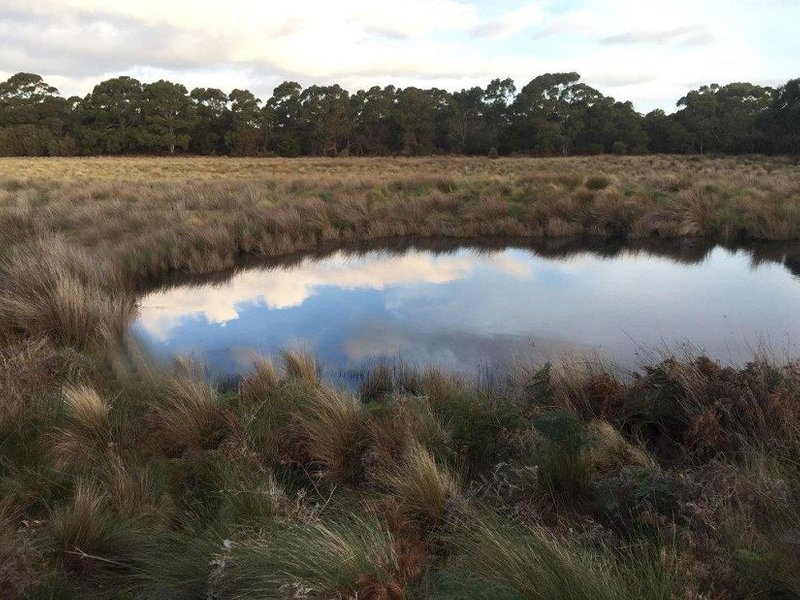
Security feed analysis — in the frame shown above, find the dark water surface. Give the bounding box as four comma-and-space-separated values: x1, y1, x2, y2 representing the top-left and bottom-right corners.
131, 239, 800, 378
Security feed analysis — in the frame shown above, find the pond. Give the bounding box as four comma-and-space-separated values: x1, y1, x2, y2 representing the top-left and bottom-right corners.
131, 239, 800, 379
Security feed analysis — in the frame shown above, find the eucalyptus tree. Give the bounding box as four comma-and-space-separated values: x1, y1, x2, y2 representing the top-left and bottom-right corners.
266, 82, 303, 156
141, 80, 194, 154
0, 72, 73, 155
226, 89, 264, 155
767, 78, 800, 153
350, 86, 395, 155
80, 76, 146, 154
189, 88, 230, 155
299, 84, 351, 155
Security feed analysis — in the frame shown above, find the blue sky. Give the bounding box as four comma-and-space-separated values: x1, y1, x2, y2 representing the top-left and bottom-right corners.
1, 0, 798, 112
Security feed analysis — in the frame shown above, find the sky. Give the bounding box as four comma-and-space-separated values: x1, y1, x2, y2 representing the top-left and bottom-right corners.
1, 0, 798, 112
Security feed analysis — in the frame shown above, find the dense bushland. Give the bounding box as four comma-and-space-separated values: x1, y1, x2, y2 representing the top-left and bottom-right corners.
1, 71, 799, 157
1, 157, 800, 597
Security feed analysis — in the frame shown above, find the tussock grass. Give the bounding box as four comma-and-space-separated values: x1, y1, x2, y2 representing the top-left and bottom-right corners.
281, 349, 320, 382
380, 441, 459, 527
436, 510, 674, 600
48, 479, 134, 574
239, 356, 278, 406
52, 385, 110, 469
0, 240, 132, 348
0, 499, 41, 597
219, 513, 402, 599
0, 337, 61, 434
587, 420, 656, 474
154, 376, 223, 453
295, 386, 366, 483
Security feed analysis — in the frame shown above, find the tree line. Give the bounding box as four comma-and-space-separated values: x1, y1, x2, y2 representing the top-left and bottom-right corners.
0, 71, 798, 157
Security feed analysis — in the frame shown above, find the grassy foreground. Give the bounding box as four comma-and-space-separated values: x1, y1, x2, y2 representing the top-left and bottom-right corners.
1, 156, 800, 598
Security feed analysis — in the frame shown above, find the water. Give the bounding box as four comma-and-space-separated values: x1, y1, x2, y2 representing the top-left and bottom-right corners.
131, 240, 800, 378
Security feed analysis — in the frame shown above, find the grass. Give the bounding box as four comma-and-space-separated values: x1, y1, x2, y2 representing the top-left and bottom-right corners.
52, 385, 110, 469
218, 513, 403, 598
1, 155, 800, 597
380, 441, 459, 527
434, 510, 674, 600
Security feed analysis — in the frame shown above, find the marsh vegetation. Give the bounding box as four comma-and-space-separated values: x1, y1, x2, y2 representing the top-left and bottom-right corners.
2, 156, 800, 598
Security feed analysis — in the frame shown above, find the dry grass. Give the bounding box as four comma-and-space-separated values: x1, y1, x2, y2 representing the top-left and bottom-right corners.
239, 357, 278, 407
52, 385, 110, 469
295, 386, 366, 483
49, 480, 117, 570
1, 156, 800, 597
380, 441, 460, 527
281, 349, 320, 382
153, 376, 223, 453
220, 513, 403, 598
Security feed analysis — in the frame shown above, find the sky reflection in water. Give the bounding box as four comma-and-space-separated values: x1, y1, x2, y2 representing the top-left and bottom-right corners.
131, 244, 800, 377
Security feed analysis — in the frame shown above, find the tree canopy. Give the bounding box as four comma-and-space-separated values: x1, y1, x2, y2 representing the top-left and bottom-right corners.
1, 72, 798, 157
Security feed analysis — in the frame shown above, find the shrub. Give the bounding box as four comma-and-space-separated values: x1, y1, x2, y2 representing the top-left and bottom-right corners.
612, 141, 628, 155
533, 411, 593, 499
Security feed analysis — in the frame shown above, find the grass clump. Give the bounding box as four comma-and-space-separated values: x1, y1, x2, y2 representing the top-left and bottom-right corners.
585, 174, 613, 191
281, 349, 320, 382
52, 385, 111, 469
380, 441, 459, 527
219, 513, 403, 598
0, 240, 132, 348
154, 376, 224, 454
532, 411, 593, 500
434, 511, 674, 600
295, 386, 367, 483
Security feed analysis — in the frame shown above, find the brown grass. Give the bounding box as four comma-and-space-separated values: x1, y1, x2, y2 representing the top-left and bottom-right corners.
295, 386, 366, 483
380, 441, 459, 527
153, 376, 223, 453
1, 156, 800, 598
52, 385, 111, 469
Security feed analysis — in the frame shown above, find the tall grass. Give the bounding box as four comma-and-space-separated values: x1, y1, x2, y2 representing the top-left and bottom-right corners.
380, 441, 459, 527
295, 386, 366, 483
218, 513, 402, 598
2, 156, 800, 597
52, 385, 110, 469
435, 510, 674, 600
0, 239, 132, 348
153, 376, 223, 453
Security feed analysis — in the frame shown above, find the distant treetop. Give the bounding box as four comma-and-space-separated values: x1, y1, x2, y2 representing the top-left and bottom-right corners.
0, 72, 797, 156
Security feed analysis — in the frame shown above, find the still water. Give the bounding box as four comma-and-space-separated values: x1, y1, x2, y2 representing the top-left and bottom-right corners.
131, 241, 800, 377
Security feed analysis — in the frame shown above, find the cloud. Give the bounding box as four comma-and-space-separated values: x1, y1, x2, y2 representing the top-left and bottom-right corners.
0, 0, 797, 112
136, 250, 534, 342
472, 2, 544, 39
602, 26, 714, 46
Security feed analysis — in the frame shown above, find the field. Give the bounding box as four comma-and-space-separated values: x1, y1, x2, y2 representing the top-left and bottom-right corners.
2, 155, 800, 598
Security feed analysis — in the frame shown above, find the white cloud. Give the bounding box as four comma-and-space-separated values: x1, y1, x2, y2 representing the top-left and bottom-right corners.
472, 2, 544, 39
136, 249, 534, 342
0, 0, 796, 111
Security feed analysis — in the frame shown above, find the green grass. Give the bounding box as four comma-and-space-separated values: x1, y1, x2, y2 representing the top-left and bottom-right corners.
1, 156, 800, 597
